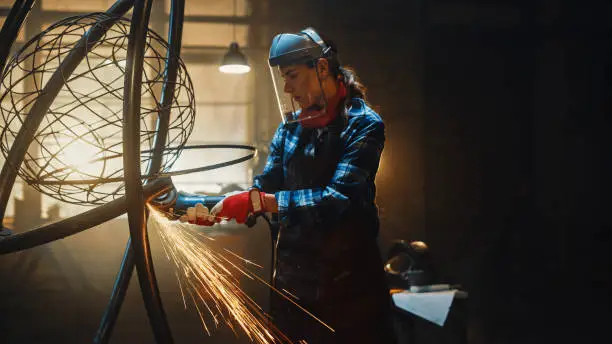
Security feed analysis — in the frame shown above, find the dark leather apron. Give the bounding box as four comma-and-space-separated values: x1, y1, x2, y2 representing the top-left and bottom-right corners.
270, 118, 396, 344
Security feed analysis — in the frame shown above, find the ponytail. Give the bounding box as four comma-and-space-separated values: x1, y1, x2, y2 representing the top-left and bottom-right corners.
339, 66, 367, 101
319, 32, 368, 102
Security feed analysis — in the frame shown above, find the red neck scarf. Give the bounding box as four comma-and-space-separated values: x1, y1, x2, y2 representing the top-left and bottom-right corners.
300, 82, 347, 128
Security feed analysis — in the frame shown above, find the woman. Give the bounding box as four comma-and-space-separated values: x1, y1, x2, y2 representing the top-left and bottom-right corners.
192, 27, 396, 343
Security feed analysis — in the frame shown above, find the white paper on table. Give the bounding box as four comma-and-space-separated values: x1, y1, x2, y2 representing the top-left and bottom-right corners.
391, 290, 457, 326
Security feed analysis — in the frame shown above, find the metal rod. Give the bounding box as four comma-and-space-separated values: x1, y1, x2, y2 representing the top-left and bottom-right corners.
95, 1, 185, 342
0, 0, 35, 74
122, 0, 173, 342
93, 237, 135, 344
151, 0, 185, 172
0, 177, 173, 254
31, 149, 255, 185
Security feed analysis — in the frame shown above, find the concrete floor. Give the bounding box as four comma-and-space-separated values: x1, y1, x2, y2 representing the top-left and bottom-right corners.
0, 218, 273, 344
0, 218, 599, 344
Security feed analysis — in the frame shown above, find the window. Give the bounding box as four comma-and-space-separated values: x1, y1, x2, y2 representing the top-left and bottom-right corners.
171, 61, 254, 193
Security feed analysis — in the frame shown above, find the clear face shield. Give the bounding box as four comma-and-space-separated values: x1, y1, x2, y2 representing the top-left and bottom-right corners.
269, 63, 327, 125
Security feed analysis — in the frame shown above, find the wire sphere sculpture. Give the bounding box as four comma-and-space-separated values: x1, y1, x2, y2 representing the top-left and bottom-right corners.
0, 13, 196, 206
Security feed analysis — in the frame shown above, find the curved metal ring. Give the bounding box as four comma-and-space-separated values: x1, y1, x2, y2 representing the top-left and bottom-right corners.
26, 144, 257, 186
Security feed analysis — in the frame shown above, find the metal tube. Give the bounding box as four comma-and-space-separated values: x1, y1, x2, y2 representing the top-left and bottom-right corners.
0, 177, 173, 254
95, 1, 185, 342
0, 0, 35, 74
93, 237, 135, 344
150, 0, 185, 172
122, 0, 173, 342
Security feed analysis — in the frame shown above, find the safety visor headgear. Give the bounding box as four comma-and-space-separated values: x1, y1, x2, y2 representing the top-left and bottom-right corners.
268, 28, 332, 124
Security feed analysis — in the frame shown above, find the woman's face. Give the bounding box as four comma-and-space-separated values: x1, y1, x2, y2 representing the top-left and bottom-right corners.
280, 64, 324, 110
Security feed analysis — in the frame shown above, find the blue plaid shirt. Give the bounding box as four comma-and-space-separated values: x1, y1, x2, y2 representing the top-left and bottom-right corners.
253, 98, 385, 228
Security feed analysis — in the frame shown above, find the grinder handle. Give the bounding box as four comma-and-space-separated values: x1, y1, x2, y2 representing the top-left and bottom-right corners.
175, 192, 225, 210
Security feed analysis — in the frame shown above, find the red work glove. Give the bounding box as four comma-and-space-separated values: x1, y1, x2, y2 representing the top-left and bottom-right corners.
210, 190, 266, 224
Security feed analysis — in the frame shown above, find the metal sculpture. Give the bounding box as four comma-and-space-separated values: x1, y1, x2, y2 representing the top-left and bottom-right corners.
0, 13, 196, 205
0, 1, 256, 343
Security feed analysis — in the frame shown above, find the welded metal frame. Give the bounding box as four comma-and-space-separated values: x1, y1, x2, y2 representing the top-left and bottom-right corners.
0, 0, 136, 229
0, 0, 256, 343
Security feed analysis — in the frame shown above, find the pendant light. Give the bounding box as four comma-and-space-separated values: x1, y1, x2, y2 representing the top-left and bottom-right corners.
219, 0, 250, 74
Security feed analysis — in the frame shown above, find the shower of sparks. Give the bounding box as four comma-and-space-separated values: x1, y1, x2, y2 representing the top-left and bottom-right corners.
149, 206, 336, 333
148, 204, 334, 343
148, 204, 290, 343
281, 289, 300, 300
224, 248, 264, 269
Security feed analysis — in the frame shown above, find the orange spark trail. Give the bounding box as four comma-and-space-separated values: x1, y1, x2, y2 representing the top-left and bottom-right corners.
147, 204, 334, 342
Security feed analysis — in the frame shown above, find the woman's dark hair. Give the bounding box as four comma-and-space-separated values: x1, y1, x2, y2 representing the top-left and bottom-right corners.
311, 32, 368, 102
338, 66, 367, 101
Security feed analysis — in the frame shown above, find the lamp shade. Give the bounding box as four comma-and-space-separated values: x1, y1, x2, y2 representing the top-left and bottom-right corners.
219, 42, 250, 74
